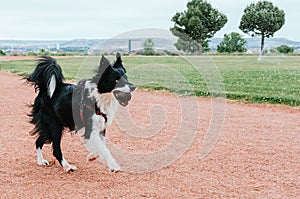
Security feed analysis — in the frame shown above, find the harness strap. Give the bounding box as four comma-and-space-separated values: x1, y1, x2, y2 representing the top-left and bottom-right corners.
95, 103, 108, 123
79, 80, 107, 123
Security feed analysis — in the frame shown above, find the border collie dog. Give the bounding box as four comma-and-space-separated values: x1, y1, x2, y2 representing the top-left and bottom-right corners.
27, 53, 135, 172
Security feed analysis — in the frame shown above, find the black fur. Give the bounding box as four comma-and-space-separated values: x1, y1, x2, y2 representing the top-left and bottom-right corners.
27, 55, 130, 169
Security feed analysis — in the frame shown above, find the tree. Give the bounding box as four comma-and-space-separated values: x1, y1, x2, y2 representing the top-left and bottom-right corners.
217, 32, 247, 53
277, 45, 294, 54
175, 38, 210, 54
171, 0, 227, 55
38, 49, 51, 56
0, 50, 6, 56
239, 0, 285, 52
143, 38, 155, 55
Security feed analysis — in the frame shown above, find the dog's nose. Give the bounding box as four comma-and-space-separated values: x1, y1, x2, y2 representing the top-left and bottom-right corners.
130, 85, 136, 92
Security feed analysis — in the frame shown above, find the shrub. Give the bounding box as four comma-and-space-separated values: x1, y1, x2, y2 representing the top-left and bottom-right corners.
0, 50, 6, 56
277, 45, 294, 54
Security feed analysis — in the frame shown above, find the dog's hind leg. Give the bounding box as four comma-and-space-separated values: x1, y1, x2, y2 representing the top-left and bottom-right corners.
51, 127, 77, 172
35, 136, 49, 166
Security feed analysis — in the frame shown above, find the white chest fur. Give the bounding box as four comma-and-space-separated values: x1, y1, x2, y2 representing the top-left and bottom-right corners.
87, 82, 119, 130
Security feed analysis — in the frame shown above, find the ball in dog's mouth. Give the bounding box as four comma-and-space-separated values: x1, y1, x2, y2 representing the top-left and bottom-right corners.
113, 90, 132, 107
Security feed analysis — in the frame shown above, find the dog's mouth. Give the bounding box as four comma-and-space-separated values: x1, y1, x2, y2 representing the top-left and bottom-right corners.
113, 90, 132, 107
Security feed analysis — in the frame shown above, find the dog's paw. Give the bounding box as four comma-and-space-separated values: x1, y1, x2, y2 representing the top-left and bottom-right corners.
37, 159, 49, 166
86, 152, 99, 162
108, 161, 121, 173
110, 168, 121, 173
63, 164, 77, 173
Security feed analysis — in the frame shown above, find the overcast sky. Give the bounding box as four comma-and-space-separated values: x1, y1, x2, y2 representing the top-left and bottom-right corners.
1, 0, 299, 41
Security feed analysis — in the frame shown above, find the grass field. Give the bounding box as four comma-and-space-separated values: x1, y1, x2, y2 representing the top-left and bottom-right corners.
1, 55, 300, 106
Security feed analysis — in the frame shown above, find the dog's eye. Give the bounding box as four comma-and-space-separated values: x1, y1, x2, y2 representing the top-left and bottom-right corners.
115, 80, 119, 83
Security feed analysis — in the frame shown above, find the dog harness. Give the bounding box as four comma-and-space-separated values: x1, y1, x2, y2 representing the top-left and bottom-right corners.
78, 80, 107, 123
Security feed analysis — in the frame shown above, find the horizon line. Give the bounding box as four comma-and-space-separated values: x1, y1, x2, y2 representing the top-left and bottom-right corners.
0, 37, 299, 42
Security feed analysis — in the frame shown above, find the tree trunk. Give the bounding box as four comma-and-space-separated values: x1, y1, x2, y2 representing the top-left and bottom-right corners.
261, 33, 265, 54
198, 42, 203, 55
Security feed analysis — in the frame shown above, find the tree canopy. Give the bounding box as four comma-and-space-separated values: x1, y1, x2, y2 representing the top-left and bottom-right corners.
175, 38, 210, 54
217, 32, 247, 53
239, 0, 285, 52
171, 0, 227, 54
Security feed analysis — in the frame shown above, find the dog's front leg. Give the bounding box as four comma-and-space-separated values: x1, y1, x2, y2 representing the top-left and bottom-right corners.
86, 130, 106, 162
84, 130, 120, 172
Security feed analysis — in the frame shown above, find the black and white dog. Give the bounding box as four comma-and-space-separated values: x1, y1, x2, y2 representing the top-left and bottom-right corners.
27, 53, 135, 172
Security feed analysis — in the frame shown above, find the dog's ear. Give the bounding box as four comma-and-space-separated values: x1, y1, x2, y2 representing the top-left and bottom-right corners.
100, 55, 110, 69
116, 52, 121, 62
91, 55, 111, 84
113, 52, 126, 73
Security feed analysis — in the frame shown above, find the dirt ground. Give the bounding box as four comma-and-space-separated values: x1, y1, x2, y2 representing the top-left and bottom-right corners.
0, 70, 299, 198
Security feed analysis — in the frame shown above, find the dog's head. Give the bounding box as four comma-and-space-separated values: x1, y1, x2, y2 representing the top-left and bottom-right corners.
92, 53, 135, 106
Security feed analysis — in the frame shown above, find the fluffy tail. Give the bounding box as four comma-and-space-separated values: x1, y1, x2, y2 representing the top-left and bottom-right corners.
27, 56, 64, 98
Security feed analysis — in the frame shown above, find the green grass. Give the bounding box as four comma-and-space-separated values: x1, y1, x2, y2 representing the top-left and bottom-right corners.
1, 55, 300, 106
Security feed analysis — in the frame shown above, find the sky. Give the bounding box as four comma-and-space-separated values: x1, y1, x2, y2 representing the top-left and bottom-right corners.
1, 0, 299, 41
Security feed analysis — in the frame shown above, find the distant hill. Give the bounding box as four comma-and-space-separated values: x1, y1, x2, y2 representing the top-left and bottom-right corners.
1, 37, 300, 54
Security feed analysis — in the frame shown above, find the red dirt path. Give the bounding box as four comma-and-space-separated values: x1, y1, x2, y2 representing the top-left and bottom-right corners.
0, 71, 299, 198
